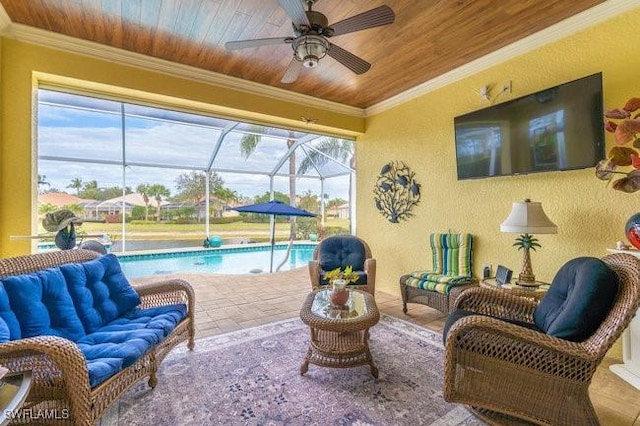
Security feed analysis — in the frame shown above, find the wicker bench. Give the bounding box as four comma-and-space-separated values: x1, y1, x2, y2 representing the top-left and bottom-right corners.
0, 249, 195, 426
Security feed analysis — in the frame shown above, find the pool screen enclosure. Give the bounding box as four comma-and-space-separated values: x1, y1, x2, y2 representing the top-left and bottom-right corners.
36, 88, 355, 254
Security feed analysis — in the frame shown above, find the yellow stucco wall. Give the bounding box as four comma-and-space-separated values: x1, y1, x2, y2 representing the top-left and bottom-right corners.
0, 39, 364, 256
359, 8, 640, 295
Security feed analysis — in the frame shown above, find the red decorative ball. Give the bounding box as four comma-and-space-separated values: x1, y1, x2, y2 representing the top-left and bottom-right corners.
625, 213, 640, 250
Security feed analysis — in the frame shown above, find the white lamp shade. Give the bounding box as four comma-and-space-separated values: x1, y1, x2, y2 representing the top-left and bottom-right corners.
500, 200, 557, 234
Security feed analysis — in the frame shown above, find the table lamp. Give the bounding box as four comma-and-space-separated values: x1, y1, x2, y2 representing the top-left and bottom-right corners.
500, 199, 557, 286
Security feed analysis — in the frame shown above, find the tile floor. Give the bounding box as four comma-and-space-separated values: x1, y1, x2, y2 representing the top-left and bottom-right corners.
132, 268, 640, 425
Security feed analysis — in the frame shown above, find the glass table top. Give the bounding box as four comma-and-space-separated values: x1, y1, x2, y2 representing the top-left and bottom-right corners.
311, 289, 368, 320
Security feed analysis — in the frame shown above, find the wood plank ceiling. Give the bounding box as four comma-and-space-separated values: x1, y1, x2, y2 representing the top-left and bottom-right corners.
1, 0, 605, 109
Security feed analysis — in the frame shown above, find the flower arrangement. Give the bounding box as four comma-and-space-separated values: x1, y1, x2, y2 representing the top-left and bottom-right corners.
596, 97, 640, 192
323, 265, 359, 284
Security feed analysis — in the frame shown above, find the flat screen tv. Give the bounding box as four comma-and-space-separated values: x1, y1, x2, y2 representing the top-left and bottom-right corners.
454, 73, 604, 180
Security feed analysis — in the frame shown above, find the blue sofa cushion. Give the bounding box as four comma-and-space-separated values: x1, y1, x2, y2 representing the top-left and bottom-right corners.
318, 236, 366, 272
0, 284, 21, 341
0, 317, 11, 342
61, 254, 141, 334
534, 257, 619, 342
77, 303, 187, 388
1, 268, 85, 341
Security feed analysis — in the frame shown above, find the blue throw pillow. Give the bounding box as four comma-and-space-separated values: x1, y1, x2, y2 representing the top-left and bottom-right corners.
0, 317, 11, 342
534, 257, 619, 342
1, 268, 86, 341
0, 284, 20, 341
61, 254, 141, 334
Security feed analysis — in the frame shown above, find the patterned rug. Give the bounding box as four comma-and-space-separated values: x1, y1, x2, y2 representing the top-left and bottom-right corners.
99, 315, 484, 425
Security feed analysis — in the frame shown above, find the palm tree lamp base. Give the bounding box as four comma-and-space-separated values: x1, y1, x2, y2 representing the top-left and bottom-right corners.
500, 199, 558, 287
516, 246, 538, 286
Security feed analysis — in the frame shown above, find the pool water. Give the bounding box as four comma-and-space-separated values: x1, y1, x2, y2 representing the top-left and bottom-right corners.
118, 243, 316, 278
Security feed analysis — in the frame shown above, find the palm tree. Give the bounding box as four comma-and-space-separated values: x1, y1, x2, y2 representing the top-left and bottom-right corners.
298, 137, 355, 230
240, 127, 298, 240
67, 177, 83, 195
38, 174, 50, 187
211, 187, 238, 217
147, 184, 170, 222
136, 184, 151, 221
80, 180, 100, 200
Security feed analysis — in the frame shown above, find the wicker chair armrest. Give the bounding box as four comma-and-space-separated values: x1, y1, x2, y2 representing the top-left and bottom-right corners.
0, 336, 90, 379
453, 287, 538, 322
134, 278, 195, 312
0, 336, 92, 416
446, 314, 597, 366
364, 258, 376, 293
308, 260, 321, 289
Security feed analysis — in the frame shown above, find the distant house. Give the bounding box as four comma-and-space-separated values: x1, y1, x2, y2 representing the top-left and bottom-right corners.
84, 193, 166, 219
327, 203, 350, 219
336, 203, 350, 220
38, 192, 86, 208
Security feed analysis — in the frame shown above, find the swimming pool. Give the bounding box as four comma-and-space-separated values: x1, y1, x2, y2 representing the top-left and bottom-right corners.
118, 243, 317, 278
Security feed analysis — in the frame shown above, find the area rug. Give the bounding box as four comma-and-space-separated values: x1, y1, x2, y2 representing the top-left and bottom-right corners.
99, 315, 484, 425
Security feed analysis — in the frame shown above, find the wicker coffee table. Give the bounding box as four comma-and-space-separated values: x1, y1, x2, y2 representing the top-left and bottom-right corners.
299, 288, 380, 377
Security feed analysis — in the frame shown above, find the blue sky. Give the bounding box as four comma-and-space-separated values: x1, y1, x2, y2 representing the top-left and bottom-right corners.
37, 92, 352, 202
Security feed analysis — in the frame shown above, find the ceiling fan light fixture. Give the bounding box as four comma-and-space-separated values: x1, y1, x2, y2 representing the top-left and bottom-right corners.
292, 35, 329, 68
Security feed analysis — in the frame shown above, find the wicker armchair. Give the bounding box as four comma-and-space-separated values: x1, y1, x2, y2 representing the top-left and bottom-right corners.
443, 253, 640, 426
308, 235, 376, 296
0, 249, 195, 426
400, 233, 477, 314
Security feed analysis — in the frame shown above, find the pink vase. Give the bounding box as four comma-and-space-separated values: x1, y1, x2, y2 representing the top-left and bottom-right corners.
330, 280, 349, 306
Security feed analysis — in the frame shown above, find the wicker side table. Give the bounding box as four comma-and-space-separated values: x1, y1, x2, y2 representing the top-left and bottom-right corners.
480, 278, 549, 301
299, 289, 380, 377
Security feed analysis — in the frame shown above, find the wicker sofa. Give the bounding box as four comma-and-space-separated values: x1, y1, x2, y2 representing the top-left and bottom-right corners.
0, 249, 195, 425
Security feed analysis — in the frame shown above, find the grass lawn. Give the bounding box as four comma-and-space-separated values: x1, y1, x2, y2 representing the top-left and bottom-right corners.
61, 218, 350, 243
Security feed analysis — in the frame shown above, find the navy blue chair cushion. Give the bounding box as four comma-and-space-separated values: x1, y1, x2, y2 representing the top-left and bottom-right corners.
77, 303, 187, 388
443, 309, 541, 344
60, 254, 141, 334
534, 257, 619, 342
1, 268, 86, 342
318, 236, 366, 272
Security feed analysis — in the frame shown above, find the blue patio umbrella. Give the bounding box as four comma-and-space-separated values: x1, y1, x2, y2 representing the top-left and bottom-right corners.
232, 200, 316, 272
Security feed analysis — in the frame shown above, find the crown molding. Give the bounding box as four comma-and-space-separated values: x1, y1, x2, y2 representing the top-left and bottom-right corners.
365, 0, 640, 116
0, 20, 365, 118
0, 4, 10, 33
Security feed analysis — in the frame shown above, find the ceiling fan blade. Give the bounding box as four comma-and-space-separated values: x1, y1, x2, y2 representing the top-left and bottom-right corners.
278, 0, 310, 28
281, 58, 303, 84
329, 5, 395, 37
224, 37, 290, 51
327, 43, 371, 75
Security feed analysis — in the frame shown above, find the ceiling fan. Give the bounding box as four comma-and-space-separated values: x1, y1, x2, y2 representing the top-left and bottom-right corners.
224, 0, 395, 83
